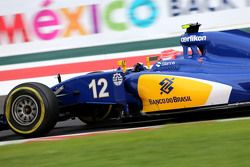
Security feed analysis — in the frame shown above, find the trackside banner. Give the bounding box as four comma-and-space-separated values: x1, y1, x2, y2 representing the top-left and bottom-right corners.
0, 0, 250, 57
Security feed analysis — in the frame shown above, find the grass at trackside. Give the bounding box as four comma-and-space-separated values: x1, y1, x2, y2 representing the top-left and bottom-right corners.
1, 120, 250, 167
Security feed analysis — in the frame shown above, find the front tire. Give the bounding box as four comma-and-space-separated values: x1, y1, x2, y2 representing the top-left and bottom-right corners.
4, 82, 58, 137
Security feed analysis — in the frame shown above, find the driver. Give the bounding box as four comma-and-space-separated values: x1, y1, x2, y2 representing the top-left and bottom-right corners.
132, 62, 146, 72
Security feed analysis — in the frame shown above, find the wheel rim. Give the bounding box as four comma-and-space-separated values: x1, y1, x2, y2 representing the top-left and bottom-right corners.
11, 95, 39, 126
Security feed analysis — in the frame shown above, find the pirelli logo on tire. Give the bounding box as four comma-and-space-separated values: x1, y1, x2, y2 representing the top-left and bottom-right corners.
138, 74, 213, 112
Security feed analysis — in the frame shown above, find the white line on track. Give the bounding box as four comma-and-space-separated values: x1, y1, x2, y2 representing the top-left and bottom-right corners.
216, 116, 250, 122
0, 125, 162, 147
1, 116, 250, 147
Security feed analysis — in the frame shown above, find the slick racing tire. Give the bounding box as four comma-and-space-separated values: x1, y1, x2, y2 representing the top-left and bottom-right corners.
4, 82, 58, 137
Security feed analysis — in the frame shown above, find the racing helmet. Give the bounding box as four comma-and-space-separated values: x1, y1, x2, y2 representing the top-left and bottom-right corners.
132, 62, 145, 72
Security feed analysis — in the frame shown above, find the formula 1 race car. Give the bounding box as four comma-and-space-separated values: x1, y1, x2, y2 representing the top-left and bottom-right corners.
1, 23, 250, 137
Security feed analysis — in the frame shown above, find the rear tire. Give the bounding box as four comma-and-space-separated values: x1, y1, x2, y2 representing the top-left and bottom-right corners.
4, 82, 58, 137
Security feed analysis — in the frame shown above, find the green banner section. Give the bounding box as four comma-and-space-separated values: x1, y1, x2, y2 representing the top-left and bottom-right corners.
0, 28, 249, 66
0, 37, 179, 66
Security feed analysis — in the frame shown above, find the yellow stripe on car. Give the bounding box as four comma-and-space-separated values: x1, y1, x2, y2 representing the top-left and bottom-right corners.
138, 75, 212, 112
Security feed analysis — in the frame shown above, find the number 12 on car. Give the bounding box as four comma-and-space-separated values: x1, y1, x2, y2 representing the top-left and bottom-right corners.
89, 78, 110, 99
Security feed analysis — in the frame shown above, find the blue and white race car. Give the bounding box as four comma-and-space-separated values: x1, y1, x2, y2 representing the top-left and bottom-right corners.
1, 23, 250, 137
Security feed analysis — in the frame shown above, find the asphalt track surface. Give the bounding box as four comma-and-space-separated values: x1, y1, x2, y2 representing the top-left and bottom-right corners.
1, 95, 250, 142
0, 96, 4, 115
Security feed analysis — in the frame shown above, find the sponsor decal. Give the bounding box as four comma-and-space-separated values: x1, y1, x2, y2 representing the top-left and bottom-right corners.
155, 62, 161, 67
138, 74, 212, 112
161, 61, 176, 66
159, 78, 174, 94
112, 73, 123, 86
149, 96, 192, 105
181, 35, 207, 43
150, 77, 192, 105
